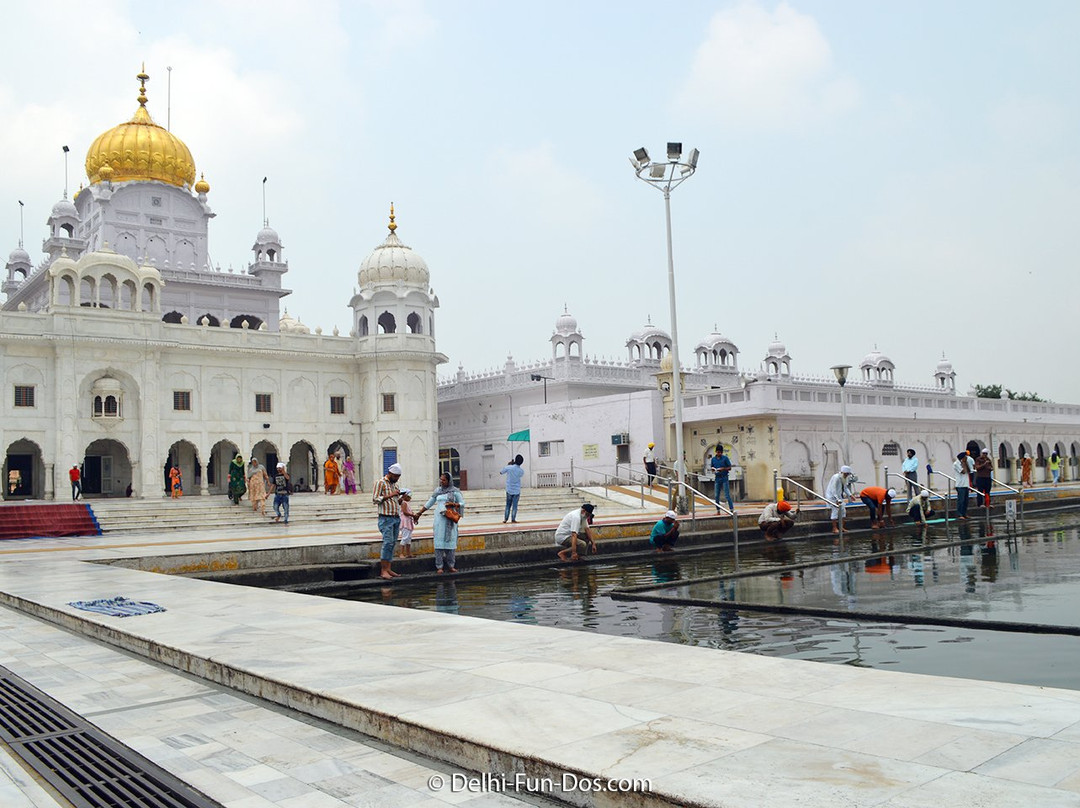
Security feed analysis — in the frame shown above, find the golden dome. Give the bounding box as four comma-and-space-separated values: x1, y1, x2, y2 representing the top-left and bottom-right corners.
194, 173, 210, 194
85, 68, 196, 188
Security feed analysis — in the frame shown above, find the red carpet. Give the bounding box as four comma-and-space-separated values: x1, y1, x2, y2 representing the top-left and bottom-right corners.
0, 503, 101, 540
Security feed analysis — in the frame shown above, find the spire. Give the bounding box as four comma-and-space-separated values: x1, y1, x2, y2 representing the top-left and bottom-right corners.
137, 64, 149, 107
388, 202, 397, 233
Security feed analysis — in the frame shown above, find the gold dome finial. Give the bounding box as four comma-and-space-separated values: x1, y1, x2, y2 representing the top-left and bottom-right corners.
388, 202, 397, 233
136, 64, 150, 108
194, 172, 210, 194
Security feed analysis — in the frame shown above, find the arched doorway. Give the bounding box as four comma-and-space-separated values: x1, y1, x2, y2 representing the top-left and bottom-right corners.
288, 441, 317, 493
438, 448, 461, 489
83, 439, 133, 497
164, 440, 200, 496
251, 440, 279, 477
209, 440, 241, 495
4, 438, 44, 499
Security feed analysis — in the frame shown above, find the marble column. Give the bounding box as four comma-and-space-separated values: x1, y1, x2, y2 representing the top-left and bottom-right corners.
44, 462, 55, 500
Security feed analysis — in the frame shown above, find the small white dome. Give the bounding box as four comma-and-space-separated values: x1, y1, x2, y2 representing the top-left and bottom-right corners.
255, 225, 280, 244
936, 356, 954, 373
51, 198, 78, 219
767, 336, 788, 356
697, 329, 737, 352
638, 322, 671, 342
861, 348, 893, 368
358, 231, 430, 287
554, 308, 579, 334
278, 308, 310, 334
8, 246, 31, 265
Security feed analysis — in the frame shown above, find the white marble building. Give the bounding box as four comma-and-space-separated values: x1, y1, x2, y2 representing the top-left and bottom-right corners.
439, 317, 1080, 500
1, 70, 444, 499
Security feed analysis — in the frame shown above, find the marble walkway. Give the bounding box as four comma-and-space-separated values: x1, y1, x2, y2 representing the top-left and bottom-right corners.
0, 507, 1079, 807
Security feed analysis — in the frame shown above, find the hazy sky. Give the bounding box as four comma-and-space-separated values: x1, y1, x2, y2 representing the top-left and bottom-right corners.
3, 1, 1078, 401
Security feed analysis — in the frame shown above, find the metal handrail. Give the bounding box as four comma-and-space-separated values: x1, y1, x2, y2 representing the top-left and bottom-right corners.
884, 467, 951, 526
774, 470, 845, 539
991, 475, 1024, 521
569, 462, 648, 508
666, 477, 740, 558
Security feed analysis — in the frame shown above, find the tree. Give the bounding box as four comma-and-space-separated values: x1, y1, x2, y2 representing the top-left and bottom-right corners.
973, 383, 1047, 403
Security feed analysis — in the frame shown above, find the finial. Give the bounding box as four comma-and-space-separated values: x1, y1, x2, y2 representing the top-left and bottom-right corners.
136, 64, 150, 107
774, 332, 778, 340
563, 303, 568, 314
388, 202, 397, 232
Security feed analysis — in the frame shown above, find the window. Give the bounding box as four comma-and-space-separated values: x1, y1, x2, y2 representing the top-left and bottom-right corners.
881, 442, 901, 457
104, 395, 119, 416
382, 393, 396, 413
538, 440, 565, 457
330, 395, 345, 415
151, 197, 162, 207
255, 393, 272, 413
14, 385, 34, 407
483, 444, 493, 452
173, 391, 191, 411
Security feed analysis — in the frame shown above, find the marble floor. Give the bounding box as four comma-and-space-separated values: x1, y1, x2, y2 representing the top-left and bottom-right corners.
0, 509, 1079, 806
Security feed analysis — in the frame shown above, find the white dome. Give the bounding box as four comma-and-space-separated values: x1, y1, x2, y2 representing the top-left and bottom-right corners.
554, 309, 579, 334
278, 308, 310, 334
936, 356, 954, 373
638, 322, 671, 342
861, 349, 893, 368
357, 231, 430, 287
696, 330, 737, 352
8, 247, 31, 265
51, 198, 78, 219
255, 225, 280, 244
767, 336, 788, 356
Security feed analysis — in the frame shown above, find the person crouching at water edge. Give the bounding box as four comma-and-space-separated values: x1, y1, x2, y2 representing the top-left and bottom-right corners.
825, 465, 856, 534
759, 500, 799, 540
908, 490, 934, 524
650, 510, 680, 552
859, 486, 896, 529
555, 503, 597, 562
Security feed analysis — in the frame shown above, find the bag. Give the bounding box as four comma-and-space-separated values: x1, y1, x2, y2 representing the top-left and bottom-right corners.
443, 500, 462, 523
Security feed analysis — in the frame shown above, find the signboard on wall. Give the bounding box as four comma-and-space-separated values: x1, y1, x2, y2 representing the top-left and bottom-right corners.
582, 444, 599, 460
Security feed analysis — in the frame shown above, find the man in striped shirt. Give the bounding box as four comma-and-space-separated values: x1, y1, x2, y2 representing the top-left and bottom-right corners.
373, 463, 405, 579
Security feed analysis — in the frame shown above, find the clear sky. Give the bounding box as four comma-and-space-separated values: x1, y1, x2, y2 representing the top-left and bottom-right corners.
3, 1, 1078, 401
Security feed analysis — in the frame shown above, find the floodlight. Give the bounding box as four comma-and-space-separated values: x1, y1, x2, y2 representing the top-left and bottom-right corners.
687, 148, 699, 168
831, 364, 851, 386
667, 142, 682, 160
632, 147, 650, 167
530, 374, 541, 381
649, 163, 666, 179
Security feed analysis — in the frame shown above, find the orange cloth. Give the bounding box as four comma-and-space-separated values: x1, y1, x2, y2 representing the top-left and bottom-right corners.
324, 458, 340, 490
859, 486, 890, 504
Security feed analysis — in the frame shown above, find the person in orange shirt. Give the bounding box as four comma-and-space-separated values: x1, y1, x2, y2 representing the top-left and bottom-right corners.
858, 486, 895, 529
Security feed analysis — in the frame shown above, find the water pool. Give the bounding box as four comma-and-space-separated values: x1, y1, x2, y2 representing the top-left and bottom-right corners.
343, 512, 1080, 690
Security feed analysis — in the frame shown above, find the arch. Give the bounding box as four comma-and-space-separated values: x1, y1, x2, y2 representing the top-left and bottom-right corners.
1070, 442, 1080, 475
165, 440, 201, 495
1036, 442, 1049, 483
429, 315, 434, 337
849, 440, 876, 485
3, 438, 44, 500
146, 235, 167, 268
207, 374, 241, 419
114, 232, 138, 262
287, 377, 317, 414
80, 277, 96, 307
121, 279, 137, 311
998, 442, 1014, 483
251, 440, 280, 474
554, 340, 566, 359
358, 315, 369, 336
377, 311, 396, 334
55, 274, 76, 306
99, 273, 119, 309
568, 340, 581, 358
60, 222, 74, 238
930, 440, 954, 471
162, 311, 184, 324
174, 240, 196, 270
196, 313, 221, 327
406, 312, 422, 334
965, 439, 985, 456
142, 282, 157, 313
208, 439, 241, 495
780, 439, 812, 478
328, 440, 351, 458
82, 438, 132, 497
230, 314, 263, 329
288, 440, 318, 492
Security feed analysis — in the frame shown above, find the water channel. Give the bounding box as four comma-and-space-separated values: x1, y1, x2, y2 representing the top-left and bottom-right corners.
341, 511, 1080, 691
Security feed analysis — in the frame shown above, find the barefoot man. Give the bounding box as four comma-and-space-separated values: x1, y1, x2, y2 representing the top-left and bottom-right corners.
555, 503, 597, 562
373, 463, 406, 579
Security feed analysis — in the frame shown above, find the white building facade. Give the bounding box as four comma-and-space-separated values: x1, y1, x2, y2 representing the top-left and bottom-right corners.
2, 70, 444, 500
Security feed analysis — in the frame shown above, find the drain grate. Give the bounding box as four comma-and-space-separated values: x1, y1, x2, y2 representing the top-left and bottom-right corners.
0, 665, 221, 808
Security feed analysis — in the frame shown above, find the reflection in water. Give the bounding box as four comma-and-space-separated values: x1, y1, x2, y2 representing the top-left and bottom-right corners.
342, 515, 1080, 691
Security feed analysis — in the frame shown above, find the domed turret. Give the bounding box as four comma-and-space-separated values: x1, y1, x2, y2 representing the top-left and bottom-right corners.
761, 333, 791, 377
4, 245, 34, 297
84, 68, 197, 188
695, 326, 739, 371
551, 305, 583, 360
860, 346, 895, 386
357, 204, 430, 288
626, 316, 671, 364
51, 199, 78, 219
934, 352, 956, 394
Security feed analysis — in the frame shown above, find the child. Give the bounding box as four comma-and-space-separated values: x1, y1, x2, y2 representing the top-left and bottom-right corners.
399, 490, 418, 558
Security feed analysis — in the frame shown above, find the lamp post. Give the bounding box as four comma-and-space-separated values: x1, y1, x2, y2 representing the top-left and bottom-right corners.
831, 364, 851, 466
631, 143, 699, 512
529, 373, 553, 404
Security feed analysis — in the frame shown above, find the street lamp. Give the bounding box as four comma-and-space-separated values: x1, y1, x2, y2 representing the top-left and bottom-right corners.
631, 142, 699, 511
530, 373, 554, 404
831, 364, 852, 466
